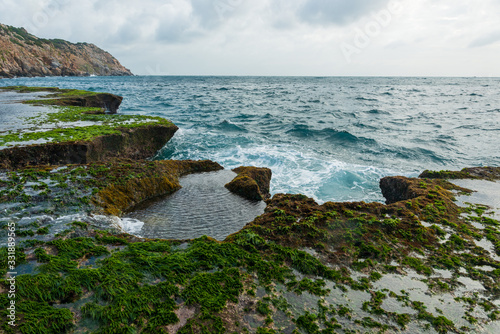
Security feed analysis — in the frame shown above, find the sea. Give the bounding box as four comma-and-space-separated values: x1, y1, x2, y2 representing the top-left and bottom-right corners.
1, 76, 499, 204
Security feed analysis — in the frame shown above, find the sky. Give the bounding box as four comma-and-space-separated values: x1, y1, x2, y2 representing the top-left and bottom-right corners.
1, 0, 499, 76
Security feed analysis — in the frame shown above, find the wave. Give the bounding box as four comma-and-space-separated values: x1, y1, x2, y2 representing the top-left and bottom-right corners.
286, 125, 377, 145
454, 125, 479, 130
214, 120, 247, 133
378, 145, 450, 164
156, 102, 174, 108
364, 109, 389, 115
355, 96, 379, 102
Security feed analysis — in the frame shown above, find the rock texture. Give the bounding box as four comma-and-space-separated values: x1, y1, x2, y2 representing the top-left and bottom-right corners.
0, 124, 178, 169
225, 166, 272, 201
49, 92, 124, 114
95, 160, 224, 216
379, 176, 428, 204
0, 86, 178, 168
420, 167, 500, 181
380, 175, 472, 205
0, 86, 123, 113
0, 23, 132, 78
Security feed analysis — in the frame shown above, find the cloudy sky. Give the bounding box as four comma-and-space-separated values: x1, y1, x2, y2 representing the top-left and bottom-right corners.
1, 0, 499, 76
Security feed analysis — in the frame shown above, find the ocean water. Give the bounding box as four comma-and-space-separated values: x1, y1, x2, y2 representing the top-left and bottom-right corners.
1, 76, 499, 204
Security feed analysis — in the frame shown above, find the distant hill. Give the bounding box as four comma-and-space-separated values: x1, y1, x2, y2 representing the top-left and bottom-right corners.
0, 23, 133, 78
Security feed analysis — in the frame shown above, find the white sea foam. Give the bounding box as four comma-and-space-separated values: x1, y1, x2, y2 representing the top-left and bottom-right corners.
167, 141, 412, 204
118, 218, 145, 236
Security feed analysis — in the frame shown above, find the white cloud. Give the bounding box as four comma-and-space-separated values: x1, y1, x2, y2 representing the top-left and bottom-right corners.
0, 0, 499, 76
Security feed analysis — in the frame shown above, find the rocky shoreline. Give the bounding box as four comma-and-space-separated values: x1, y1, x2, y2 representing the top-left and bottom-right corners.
0, 24, 132, 78
0, 87, 499, 333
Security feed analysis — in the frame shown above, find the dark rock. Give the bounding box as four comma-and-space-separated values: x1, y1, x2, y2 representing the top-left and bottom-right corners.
95, 159, 224, 216
52, 93, 123, 114
379, 176, 427, 204
225, 166, 272, 201
0, 124, 178, 169
420, 167, 500, 181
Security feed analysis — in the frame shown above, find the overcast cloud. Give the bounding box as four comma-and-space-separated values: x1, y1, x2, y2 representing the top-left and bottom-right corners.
0, 0, 499, 76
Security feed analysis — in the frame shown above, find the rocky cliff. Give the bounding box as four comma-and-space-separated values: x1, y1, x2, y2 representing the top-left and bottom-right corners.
0, 23, 132, 78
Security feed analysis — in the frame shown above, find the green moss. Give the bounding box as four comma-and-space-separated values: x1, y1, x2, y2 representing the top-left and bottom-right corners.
420, 169, 472, 180
257, 300, 272, 316
17, 301, 74, 333
0, 88, 173, 147
182, 268, 243, 314
403, 257, 432, 275
287, 278, 330, 296
396, 313, 411, 328
36, 226, 50, 235
71, 221, 89, 229
295, 312, 319, 334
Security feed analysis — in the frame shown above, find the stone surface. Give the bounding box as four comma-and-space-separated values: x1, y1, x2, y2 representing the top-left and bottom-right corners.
0, 23, 132, 77
379, 176, 428, 204
0, 87, 177, 168
0, 124, 178, 169
224, 166, 272, 201
420, 167, 500, 181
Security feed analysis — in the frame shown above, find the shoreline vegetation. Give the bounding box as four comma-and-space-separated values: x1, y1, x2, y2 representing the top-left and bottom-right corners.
0, 87, 499, 333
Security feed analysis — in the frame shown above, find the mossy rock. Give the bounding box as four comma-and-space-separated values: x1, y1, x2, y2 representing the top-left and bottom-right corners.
419, 167, 500, 181
0, 86, 178, 169
225, 166, 272, 201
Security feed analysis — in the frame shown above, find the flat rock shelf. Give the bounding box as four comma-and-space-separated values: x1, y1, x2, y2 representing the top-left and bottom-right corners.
451, 179, 500, 221
124, 169, 267, 240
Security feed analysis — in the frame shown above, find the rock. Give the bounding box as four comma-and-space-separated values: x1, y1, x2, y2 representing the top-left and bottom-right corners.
0, 86, 178, 168
51, 93, 124, 114
95, 159, 224, 216
0, 23, 132, 78
0, 124, 178, 169
420, 167, 500, 181
225, 166, 272, 201
379, 176, 427, 204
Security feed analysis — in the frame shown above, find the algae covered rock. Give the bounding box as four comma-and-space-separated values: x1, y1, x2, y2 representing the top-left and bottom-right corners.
94, 159, 224, 216
0, 86, 178, 168
420, 166, 500, 180
379, 176, 428, 204
225, 166, 272, 201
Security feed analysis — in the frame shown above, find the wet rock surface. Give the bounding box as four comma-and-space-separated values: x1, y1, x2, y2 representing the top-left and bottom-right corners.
420, 166, 500, 181
0, 88, 499, 334
225, 166, 272, 201
0, 87, 178, 168
2, 164, 499, 333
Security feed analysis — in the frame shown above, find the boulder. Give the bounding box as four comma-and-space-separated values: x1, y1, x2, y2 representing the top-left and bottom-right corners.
379, 176, 427, 204
225, 166, 272, 201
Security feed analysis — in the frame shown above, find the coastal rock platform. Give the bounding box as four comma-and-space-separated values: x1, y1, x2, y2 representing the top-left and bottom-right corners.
0, 86, 499, 334
0, 86, 178, 168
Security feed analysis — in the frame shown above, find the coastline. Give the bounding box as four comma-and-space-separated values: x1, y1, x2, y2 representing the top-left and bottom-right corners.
0, 87, 499, 333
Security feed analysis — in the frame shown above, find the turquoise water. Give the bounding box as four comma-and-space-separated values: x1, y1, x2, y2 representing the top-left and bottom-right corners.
1, 76, 499, 203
